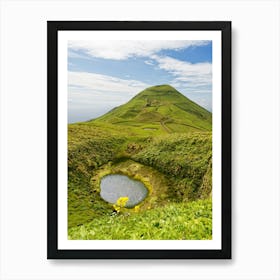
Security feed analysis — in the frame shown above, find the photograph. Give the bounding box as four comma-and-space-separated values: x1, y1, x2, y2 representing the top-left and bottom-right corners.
67, 39, 213, 241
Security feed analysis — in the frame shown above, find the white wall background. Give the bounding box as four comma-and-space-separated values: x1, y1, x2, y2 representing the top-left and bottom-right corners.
0, 0, 279, 279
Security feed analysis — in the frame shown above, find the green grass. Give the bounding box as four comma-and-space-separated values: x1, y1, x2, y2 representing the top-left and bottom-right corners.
68, 84, 213, 239
68, 199, 212, 240
132, 133, 212, 201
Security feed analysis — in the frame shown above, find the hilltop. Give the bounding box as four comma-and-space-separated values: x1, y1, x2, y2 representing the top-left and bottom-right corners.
90, 85, 212, 133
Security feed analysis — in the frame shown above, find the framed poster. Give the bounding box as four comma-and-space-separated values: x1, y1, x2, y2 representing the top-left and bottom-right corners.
47, 21, 231, 259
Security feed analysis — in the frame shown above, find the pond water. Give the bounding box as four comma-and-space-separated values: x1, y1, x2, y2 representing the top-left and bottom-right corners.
100, 174, 148, 207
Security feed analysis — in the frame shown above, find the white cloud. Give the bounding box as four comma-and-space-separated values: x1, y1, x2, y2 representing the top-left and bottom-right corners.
68, 71, 149, 95
152, 55, 212, 87
68, 71, 150, 122
68, 40, 209, 60
68, 50, 91, 60
144, 60, 154, 66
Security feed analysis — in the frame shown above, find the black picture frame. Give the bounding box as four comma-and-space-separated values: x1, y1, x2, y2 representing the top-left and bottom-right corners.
47, 21, 231, 259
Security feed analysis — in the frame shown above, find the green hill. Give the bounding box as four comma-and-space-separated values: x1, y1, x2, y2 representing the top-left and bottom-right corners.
68, 84, 213, 239
91, 85, 212, 134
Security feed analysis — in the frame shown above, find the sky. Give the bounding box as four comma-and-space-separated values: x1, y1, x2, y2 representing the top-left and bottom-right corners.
68, 40, 212, 123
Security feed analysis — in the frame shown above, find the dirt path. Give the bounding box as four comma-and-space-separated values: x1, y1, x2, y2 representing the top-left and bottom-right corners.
160, 120, 172, 133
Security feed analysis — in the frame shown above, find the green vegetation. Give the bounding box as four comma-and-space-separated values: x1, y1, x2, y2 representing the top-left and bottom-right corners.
68, 85, 212, 239
69, 199, 212, 240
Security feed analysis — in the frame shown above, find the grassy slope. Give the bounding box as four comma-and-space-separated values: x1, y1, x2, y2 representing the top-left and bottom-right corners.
69, 199, 212, 240
68, 85, 213, 239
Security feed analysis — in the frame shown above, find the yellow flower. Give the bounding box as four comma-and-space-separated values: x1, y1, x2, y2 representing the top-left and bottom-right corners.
134, 205, 140, 213
113, 197, 129, 213
116, 196, 129, 207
